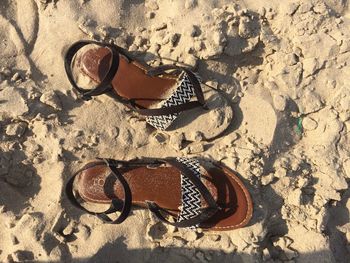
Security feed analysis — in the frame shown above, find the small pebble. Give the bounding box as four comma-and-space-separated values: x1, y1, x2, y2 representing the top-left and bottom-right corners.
75, 224, 90, 240
192, 131, 204, 142
153, 23, 167, 31
187, 143, 205, 154
11, 73, 21, 82
146, 12, 156, 19
10, 234, 19, 245
273, 94, 287, 111
40, 90, 62, 110
275, 167, 287, 178
237, 91, 244, 97
302, 116, 318, 131
12, 250, 34, 262
145, 0, 159, 11
5, 122, 27, 137
208, 234, 220, 241
182, 230, 198, 242
285, 53, 299, 66
238, 16, 253, 38
185, 0, 197, 9
287, 189, 302, 206
74, 130, 84, 137
62, 222, 75, 236
170, 133, 185, 150
190, 25, 200, 37
261, 173, 275, 186
153, 132, 168, 144
303, 58, 320, 77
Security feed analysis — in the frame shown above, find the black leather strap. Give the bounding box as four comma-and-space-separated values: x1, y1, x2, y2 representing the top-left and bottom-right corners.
65, 159, 132, 224
146, 201, 218, 228
64, 40, 121, 101
102, 159, 132, 224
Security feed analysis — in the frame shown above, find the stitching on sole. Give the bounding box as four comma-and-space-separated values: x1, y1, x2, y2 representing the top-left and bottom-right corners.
208, 167, 253, 230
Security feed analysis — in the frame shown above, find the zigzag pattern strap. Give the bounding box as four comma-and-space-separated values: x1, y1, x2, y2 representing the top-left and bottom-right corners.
147, 65, 205, 105
177, 158, 202, 224
133, 70, 203, 117
146, 158, 219, 228
146, 72, 201, 130
168, 158, 218, 211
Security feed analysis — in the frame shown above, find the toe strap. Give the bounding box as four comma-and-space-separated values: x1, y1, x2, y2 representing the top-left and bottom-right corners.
146, 157, 220, 228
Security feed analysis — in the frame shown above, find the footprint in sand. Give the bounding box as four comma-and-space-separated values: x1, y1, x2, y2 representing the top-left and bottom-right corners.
0, 0, 39, 68
15, 0, 39, 53
240, 94, 277, 145
239, 87, 298, 148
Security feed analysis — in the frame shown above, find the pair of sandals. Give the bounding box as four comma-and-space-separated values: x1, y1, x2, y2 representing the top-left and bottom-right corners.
64, 40, 253, 231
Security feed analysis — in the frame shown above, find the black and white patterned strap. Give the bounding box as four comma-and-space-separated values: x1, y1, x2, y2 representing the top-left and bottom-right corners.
146, 73, 200, 130
146, 157, 219, 228
177, 157, 202, 225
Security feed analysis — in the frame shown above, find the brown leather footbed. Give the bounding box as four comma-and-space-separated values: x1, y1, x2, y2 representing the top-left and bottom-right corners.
75, 46, 178, 108
73, 162, 253, 231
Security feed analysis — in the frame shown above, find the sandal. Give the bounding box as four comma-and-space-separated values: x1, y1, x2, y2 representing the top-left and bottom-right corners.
64, 40, 233, 136
65, 157, 253, 231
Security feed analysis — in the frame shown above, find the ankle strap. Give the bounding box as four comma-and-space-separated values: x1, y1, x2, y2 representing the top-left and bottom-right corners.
65, 159, 132, 224
64, 40, 121, 101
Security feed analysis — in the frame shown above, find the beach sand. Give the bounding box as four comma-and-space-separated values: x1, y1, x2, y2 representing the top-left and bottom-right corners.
0, 0, 350, 262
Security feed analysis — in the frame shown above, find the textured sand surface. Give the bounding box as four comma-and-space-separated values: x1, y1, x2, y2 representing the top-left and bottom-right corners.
0, 0, 350, 262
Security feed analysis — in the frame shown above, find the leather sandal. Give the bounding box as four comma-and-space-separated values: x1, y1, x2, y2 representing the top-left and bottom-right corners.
64, 40, 229, 131
65, 157, 253, 231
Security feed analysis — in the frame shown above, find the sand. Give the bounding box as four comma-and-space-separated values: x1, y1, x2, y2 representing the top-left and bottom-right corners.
0, 0, 349, 262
